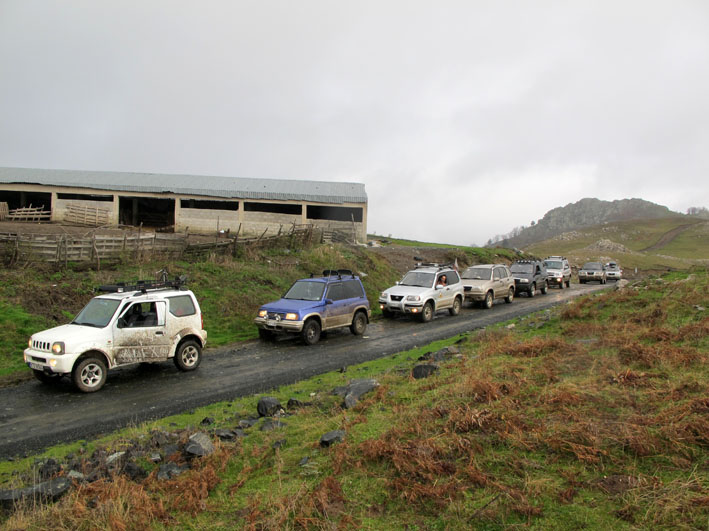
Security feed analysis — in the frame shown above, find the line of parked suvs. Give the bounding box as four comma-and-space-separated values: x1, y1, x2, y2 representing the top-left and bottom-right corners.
23, 256, 623, 393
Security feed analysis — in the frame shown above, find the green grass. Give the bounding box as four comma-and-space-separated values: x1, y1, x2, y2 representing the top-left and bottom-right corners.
0, 238, 525, 379
0, 302, 51, 377
0, 244, 404, 379
3, 270, 708, 529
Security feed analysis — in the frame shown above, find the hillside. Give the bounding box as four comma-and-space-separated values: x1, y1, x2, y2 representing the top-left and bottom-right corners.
525, 216, 709, 270
498, 198, 679, 249
2, 271, 707, 529
0, 238, 515, 381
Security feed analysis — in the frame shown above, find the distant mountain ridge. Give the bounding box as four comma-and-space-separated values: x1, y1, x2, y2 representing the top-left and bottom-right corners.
497, 198, 679, 249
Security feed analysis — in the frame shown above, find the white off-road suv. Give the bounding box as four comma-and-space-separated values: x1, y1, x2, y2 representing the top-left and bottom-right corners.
544, 256, 572, 289
379, 263, 464, 322
23, 278, 207, 393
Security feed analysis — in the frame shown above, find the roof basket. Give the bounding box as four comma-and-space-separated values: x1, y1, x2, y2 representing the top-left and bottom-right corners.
97, 275, 188, 294
319, 269, 355, 279
414, 262, 454, 271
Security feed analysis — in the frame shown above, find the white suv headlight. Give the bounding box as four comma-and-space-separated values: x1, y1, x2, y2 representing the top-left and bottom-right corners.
51, 342, 65, 355
406, 295, 420, 301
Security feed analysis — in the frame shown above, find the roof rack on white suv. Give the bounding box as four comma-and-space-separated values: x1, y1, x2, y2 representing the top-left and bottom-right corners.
98, 276, 189, 294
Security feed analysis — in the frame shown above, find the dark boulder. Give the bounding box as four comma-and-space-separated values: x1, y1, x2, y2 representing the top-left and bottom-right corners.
260, 419, 287, 432
185, 432, 215, 457
412, 364, 439, 379
257, 397, 283, 417
320, 430, 346, 448
0, 477, 72, 510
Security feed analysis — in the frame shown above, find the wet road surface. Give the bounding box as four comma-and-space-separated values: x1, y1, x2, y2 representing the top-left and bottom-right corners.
0, 283, 606, 458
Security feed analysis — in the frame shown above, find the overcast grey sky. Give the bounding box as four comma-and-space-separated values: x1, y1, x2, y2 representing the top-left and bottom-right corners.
1, 1, 707, 245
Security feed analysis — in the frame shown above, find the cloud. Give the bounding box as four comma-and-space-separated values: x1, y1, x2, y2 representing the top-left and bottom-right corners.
1, 1, 708, 245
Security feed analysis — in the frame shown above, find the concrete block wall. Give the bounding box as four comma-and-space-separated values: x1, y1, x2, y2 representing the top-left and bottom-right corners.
176, 208, 240, 233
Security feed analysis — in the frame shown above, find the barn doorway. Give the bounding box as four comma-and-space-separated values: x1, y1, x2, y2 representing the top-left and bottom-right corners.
118, 196, 175, 230
0, 190, 52, 211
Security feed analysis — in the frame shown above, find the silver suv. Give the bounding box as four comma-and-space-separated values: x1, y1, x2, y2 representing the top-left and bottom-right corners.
461, 264, 515, 309
543, 256, 572, 289
379, 263, 464, 322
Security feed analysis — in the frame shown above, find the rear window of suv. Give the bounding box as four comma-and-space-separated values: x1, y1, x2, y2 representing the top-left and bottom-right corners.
343, 279, 365, 299
167, 295, 196, 317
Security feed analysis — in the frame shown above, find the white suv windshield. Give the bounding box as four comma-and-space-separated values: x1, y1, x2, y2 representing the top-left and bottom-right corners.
544, 261, 562, 269
400, 271, 435, 287
72, 298, 121, 328
462, 267, 492, 280
284, 280, 326, 301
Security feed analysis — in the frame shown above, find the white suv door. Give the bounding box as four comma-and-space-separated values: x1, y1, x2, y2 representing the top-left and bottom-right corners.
113, 301, 171, 365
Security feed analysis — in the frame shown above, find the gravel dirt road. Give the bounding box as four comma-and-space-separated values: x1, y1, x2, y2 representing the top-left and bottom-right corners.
0, 283, 606, 459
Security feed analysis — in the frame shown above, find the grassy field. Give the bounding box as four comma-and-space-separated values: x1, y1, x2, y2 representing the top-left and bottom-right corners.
2, 240, 507, 380
3, 270, 707, 529
0, 244, 404, 378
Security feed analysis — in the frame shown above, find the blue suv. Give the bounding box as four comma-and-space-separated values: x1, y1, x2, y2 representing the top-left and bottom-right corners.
254, 270, 371, 345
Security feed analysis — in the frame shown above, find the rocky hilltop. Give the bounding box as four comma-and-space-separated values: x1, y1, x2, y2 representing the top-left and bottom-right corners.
498, 198, 678, 248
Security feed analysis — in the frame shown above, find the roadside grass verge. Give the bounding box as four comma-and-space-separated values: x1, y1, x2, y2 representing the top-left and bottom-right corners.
2, 270, 708, 529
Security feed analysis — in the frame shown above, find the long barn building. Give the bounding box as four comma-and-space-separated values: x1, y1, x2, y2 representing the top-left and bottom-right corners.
0, 167, 367, 241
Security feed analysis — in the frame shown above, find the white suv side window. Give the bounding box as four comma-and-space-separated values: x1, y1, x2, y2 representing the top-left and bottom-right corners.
447, 271, 460, 284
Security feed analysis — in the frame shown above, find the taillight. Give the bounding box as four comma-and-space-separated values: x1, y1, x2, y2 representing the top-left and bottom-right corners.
201, 313, 204, 330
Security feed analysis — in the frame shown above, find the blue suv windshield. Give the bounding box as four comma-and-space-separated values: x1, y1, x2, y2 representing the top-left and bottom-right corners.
284, 280, 326, 301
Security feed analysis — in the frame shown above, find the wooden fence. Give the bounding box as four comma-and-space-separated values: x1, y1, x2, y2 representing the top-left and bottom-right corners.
7, 206, 51, 222
64, 203, 112, 227
0, 202, 8, 221
0, 224, 319, 265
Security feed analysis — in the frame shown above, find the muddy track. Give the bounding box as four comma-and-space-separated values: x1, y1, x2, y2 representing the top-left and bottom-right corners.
0, 284, 606, 459
639, 221, 703, 252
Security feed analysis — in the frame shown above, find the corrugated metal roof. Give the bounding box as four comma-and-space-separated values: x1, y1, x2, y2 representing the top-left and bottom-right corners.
0, 167, 367, 204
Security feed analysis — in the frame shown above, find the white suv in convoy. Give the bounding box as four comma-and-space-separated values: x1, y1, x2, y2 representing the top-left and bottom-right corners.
23, 278, 207, 393
543, 256, 572, 289
379, 263, 464, 322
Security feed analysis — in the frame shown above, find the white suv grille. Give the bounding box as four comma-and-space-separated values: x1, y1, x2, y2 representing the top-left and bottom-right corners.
32, 340, 51, 352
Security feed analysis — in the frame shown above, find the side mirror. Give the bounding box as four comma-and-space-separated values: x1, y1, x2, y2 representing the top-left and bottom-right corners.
117, 317, 127, 329
325, 299, 333, 305
395, 281, 400, 285
435, 285, 444, 290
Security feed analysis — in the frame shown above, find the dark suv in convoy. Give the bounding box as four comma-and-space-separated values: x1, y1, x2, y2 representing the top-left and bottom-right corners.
510, 260, 549, 297
579, 262, 607, 284
255, 270, 371, 345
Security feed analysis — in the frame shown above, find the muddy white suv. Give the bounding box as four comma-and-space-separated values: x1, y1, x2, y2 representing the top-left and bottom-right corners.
379, 263, 464, 322
24, 278, 207, 393
461, 264, 516, 308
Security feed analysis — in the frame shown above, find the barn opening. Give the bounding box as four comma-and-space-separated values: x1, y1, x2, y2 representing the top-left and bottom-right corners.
0, 190, 52, 211
244, 202, 302, 215
180, 199, 239, 211
57, 193, 113, 202
118, 196, 175, 228
306, 205, 363, 222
